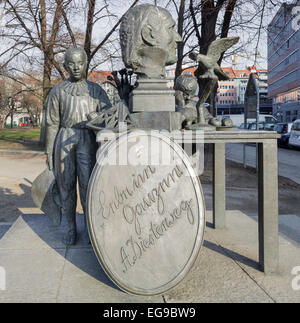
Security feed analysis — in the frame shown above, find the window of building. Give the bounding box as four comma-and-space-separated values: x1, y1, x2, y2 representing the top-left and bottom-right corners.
166, 70, 175, 77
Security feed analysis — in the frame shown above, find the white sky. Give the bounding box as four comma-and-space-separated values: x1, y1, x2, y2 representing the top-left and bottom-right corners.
94, 0, 285, 71
0, 0, 289, 74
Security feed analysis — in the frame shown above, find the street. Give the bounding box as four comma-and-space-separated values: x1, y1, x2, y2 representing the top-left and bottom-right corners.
226, 144, 300, 185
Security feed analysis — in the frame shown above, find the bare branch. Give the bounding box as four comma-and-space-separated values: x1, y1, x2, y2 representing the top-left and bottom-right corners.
89, 0, 141, 64
6, 0, 42, 50
61, 7, 77, 47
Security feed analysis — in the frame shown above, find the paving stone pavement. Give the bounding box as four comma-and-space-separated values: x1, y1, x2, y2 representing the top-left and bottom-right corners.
0, 208, 299, 303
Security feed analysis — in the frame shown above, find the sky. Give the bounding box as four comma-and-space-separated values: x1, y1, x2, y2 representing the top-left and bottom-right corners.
92, 0, 286, 71
0, 0, 290, 74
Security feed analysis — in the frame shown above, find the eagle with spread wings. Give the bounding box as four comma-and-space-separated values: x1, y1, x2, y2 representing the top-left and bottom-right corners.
189, 37, 240, 81
185, 37, 239, 129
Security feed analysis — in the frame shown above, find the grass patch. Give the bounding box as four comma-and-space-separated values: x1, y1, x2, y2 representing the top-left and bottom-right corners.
0, 128, 43, 151
0, 128, 41, 141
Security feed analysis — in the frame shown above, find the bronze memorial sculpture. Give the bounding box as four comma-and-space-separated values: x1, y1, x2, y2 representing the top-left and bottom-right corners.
33, 47, 111, 245
119, 4, 183, 130
174, 74, 221, 127
186, 37, 239, 130
120, 4, 181, 79
32, 3, 240, 295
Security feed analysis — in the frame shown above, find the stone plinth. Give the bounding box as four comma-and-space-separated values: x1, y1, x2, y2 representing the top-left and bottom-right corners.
129, 78, 175, 113
130, 111, 183, 131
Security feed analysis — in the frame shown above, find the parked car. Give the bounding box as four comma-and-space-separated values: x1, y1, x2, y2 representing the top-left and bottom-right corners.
289, 119, 300, 149
264, 123, 276, 131
247, 122, 276, 131
248, 122, 264, 130
274, 123, 293, 147
238, 123, 250, 130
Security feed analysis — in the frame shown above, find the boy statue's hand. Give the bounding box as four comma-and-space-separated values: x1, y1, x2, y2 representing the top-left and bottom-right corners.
46, 153, 53, 171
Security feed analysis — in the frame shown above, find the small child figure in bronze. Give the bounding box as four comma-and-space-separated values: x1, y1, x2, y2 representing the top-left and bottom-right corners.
175, 75, 222, 128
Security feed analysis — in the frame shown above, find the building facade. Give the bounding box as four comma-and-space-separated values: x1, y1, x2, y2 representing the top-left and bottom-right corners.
268, 1, 300, 123
165, 65, 270, 116
218, 68, 237, 106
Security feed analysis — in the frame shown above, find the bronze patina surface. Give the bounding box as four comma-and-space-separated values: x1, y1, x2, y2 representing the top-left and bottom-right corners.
87, 131, 205, 295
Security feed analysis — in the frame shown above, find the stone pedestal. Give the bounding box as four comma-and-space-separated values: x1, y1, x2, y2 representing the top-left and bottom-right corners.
129, 78, 175, 113
170, 130, 280, 274
130, 111, 183, 131
186, 123, 216, 131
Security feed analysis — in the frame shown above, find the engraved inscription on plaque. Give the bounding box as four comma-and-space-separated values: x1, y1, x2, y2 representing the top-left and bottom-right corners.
87, 131, 205, 296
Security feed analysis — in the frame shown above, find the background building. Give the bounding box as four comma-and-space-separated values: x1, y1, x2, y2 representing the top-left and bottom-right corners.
217, 66, 270, 116
268, 1, 300, 122
165, 65, 271, 117
89, 71, 121, 104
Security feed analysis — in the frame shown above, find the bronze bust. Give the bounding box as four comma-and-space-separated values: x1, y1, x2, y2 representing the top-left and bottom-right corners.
120, 4, 182, 79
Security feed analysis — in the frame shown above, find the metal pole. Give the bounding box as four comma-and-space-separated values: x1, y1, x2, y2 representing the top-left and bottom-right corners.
243, 99, 247, 168
256, 83, 260, 172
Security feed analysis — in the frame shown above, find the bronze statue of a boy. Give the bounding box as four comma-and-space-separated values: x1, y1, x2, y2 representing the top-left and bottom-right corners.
45, 47, 111, 245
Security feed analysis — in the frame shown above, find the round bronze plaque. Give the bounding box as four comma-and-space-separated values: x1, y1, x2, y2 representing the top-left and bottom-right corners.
87, 130, 205, 296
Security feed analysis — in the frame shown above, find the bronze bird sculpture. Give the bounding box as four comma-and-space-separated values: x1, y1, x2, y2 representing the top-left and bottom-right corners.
189, 37, 240, 81
187, 36, 239, 129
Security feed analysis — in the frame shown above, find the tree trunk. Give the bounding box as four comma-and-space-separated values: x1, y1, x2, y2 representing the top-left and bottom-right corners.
4, 114, 9, 128
193, 0, 228, 116
194, 1, 219, 114
40, 53, 53, 146
175, 0, 185, 83
10, 111, 14, 128
0, 116, 6, 129
84, 0, 96, 74
26, 106, 37, 127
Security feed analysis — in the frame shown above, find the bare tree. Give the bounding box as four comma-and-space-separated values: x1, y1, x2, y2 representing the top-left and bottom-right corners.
167, 0, 195, 80
0, 82, 11, 128
154, 0, 282, 104
4, 0, 67, 104
83, 0, 142, 72
1, 0, 142, 143
21, 84, 43, 127
0, 75, 24, 128
186, 0, 282, 113
0, 0, 283, 131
